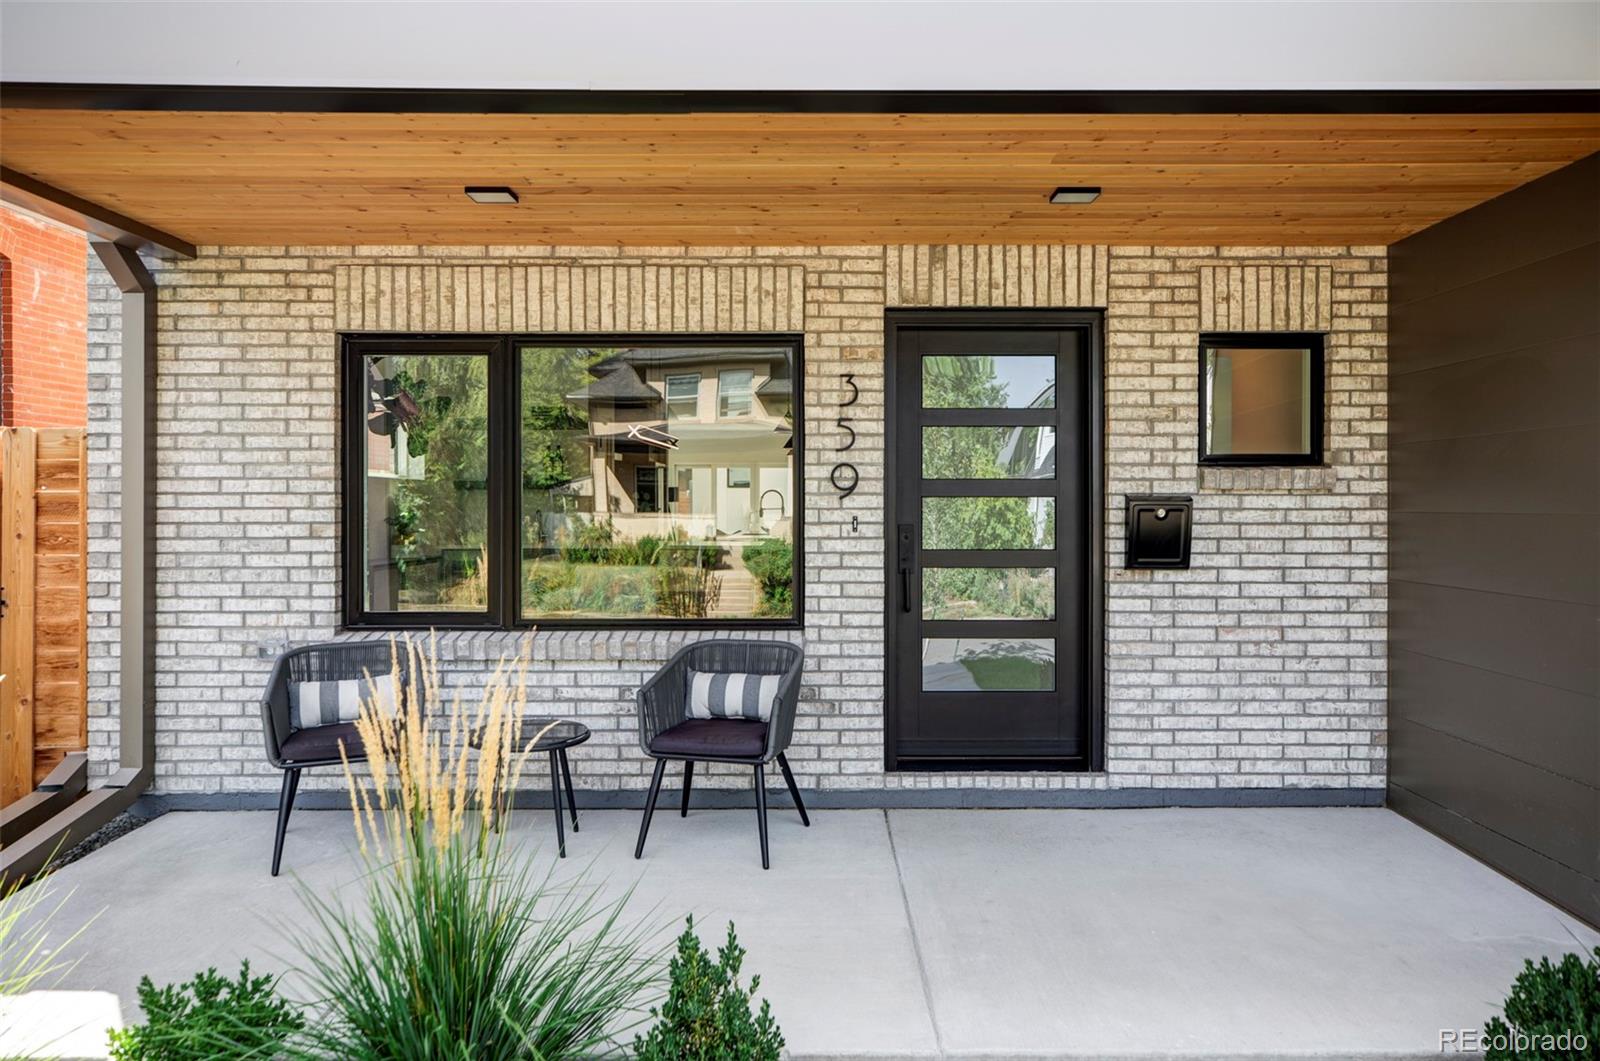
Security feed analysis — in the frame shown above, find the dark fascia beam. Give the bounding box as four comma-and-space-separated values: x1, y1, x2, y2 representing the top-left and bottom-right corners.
2, 82, 1599, 114
0, 165, 196, 260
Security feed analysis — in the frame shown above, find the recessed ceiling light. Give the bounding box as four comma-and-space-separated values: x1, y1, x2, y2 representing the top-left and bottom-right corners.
1050, 187, 1101, 204
465, 186, 519, 204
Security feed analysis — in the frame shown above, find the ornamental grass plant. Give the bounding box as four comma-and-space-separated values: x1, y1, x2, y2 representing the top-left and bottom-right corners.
289, 634, 664, 1060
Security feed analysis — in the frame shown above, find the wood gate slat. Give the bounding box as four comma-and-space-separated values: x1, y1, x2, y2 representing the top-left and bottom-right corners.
1, 429, 38, 806
0, 427, 88, 805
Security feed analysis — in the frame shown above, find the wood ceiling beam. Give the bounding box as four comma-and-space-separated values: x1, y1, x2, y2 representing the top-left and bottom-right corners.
0, 165, 196, 260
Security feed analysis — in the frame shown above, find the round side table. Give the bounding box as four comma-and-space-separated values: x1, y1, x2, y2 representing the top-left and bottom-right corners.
472, 718, 590, 857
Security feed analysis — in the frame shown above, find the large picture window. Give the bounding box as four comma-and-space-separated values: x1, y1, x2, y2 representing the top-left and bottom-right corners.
343, 335, 803, 629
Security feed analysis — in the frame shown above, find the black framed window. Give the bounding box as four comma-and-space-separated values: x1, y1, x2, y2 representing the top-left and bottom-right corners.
343, 333, 804, 630
1198, 332, 1325, 466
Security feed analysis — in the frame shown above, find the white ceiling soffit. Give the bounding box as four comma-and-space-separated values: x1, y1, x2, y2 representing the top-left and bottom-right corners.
1, 0, 1596, 92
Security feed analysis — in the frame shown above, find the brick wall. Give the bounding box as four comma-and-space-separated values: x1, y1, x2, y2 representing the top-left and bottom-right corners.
0, 205, 88, 426
85, 243, 1386, 800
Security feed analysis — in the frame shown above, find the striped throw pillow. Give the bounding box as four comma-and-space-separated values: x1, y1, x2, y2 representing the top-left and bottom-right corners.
687, 670, 781, 722
288, 674, 397, 731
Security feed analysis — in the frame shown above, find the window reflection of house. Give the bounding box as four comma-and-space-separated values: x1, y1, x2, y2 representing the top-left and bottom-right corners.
558, 346, 796, 545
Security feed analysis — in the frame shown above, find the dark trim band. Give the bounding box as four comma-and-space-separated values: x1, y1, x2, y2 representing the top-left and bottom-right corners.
0, 166, 196, 260
4, 83, 1598, 115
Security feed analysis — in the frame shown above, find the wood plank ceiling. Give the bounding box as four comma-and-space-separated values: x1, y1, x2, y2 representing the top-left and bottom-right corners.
2, 109, 1597, 246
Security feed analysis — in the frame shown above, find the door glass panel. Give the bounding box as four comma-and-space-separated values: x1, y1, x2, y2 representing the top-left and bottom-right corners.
921, 638, 1056, 691
923, 568, 1055, 620
922, 425, 1056, 480
922, 497, 1054, 550
922, 355, 1056, 409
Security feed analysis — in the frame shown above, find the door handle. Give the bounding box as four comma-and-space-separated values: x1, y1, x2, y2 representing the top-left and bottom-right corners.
896, 523, 915, 615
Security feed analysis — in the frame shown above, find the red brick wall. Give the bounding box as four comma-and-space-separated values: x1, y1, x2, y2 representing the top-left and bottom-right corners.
0, 204, 87, 427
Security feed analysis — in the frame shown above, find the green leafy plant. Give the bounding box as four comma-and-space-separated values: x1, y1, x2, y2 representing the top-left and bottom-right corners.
107, 962, 302, 1061
1484, 946, 1600, 1060
740, 539, 793, 617
291, 638, 664, 1059
633, 918, 783, 1061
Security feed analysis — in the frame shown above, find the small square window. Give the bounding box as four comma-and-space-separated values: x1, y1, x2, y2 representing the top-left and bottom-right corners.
1199, 333, 1324, 466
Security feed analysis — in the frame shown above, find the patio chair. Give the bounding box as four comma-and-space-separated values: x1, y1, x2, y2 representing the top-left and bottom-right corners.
259, 640, 411, 876
634, 640, 808, 870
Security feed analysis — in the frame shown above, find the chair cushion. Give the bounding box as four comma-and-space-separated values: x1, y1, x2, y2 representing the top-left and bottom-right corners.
687, 670, 781, 722
289, 673, 396, 730
650, 718, 768, 759
280, 722, 365, 764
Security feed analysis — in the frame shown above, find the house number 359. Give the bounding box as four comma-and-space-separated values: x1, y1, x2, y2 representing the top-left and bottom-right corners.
831, 373, 859, 498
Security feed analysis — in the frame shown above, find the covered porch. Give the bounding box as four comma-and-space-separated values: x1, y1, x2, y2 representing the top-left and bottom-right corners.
18, 805, 1599, 1059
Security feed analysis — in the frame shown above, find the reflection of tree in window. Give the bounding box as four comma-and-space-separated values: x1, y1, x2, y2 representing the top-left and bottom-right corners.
920, 356, 1049, 552
365, 354, 489, 612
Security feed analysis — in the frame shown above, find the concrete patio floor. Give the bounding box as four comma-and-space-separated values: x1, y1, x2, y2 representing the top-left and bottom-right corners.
12, 806, 1597, 1059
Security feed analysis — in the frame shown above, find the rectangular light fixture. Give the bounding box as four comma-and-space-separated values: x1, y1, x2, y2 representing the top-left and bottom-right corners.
465, 186, 519, 204
1050, 187, 1101, 204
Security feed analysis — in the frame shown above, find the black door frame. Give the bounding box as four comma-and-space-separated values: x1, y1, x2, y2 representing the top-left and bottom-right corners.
883, 308, 1105, 773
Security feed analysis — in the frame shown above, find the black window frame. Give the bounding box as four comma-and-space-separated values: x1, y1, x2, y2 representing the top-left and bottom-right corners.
1196, 331, 1326, 467
341, 331, 805, 631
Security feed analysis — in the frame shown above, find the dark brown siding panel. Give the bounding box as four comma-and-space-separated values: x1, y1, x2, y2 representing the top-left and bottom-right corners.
1390, 719, 1597, 876
1389, 425, 1597, 516
1390, 153, 1600, 927
1390, 648, 1598, 786
1388, 243, 1600, 374
1389, 513, 1597, 606
1389, 335, 1599, 444
1390, 581, 1596, 695
1389, 153, 1600, 303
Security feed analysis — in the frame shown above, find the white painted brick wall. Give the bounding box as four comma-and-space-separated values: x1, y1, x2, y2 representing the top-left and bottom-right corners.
86, 244, 1386, 797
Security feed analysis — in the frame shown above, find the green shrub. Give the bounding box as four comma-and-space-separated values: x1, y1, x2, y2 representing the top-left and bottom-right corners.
526, 560, 658, 616
633, 918, 783, 1061
108, 962, 302, 1061
740, 539, 793, 616
1484, 946, 1600, 1060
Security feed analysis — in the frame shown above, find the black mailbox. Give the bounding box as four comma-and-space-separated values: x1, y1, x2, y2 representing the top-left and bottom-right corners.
1124, 496, 1193, 569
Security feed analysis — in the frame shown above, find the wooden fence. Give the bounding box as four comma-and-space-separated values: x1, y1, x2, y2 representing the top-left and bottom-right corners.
0, 427, 89, 806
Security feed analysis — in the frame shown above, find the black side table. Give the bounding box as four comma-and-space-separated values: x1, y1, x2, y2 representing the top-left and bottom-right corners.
472, 718, 590, 857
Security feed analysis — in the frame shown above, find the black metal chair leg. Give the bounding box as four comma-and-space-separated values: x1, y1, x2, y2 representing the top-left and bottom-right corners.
549, 750, 566, 857
754, 763, 770, 870
634, 759, 666, 859
777, 752, 810, 827
271, 767, 300, 877
681, 760, 694, 817
559, 748, 579, 832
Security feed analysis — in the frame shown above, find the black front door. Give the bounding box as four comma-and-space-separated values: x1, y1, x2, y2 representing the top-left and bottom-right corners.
886, 310, 1103, 771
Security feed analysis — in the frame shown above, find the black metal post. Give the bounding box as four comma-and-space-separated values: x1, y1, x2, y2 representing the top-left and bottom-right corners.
681, 760, 694, 817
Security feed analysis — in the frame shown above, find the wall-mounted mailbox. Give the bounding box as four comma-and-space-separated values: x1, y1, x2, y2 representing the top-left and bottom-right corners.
1125, 496, 1193, 570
